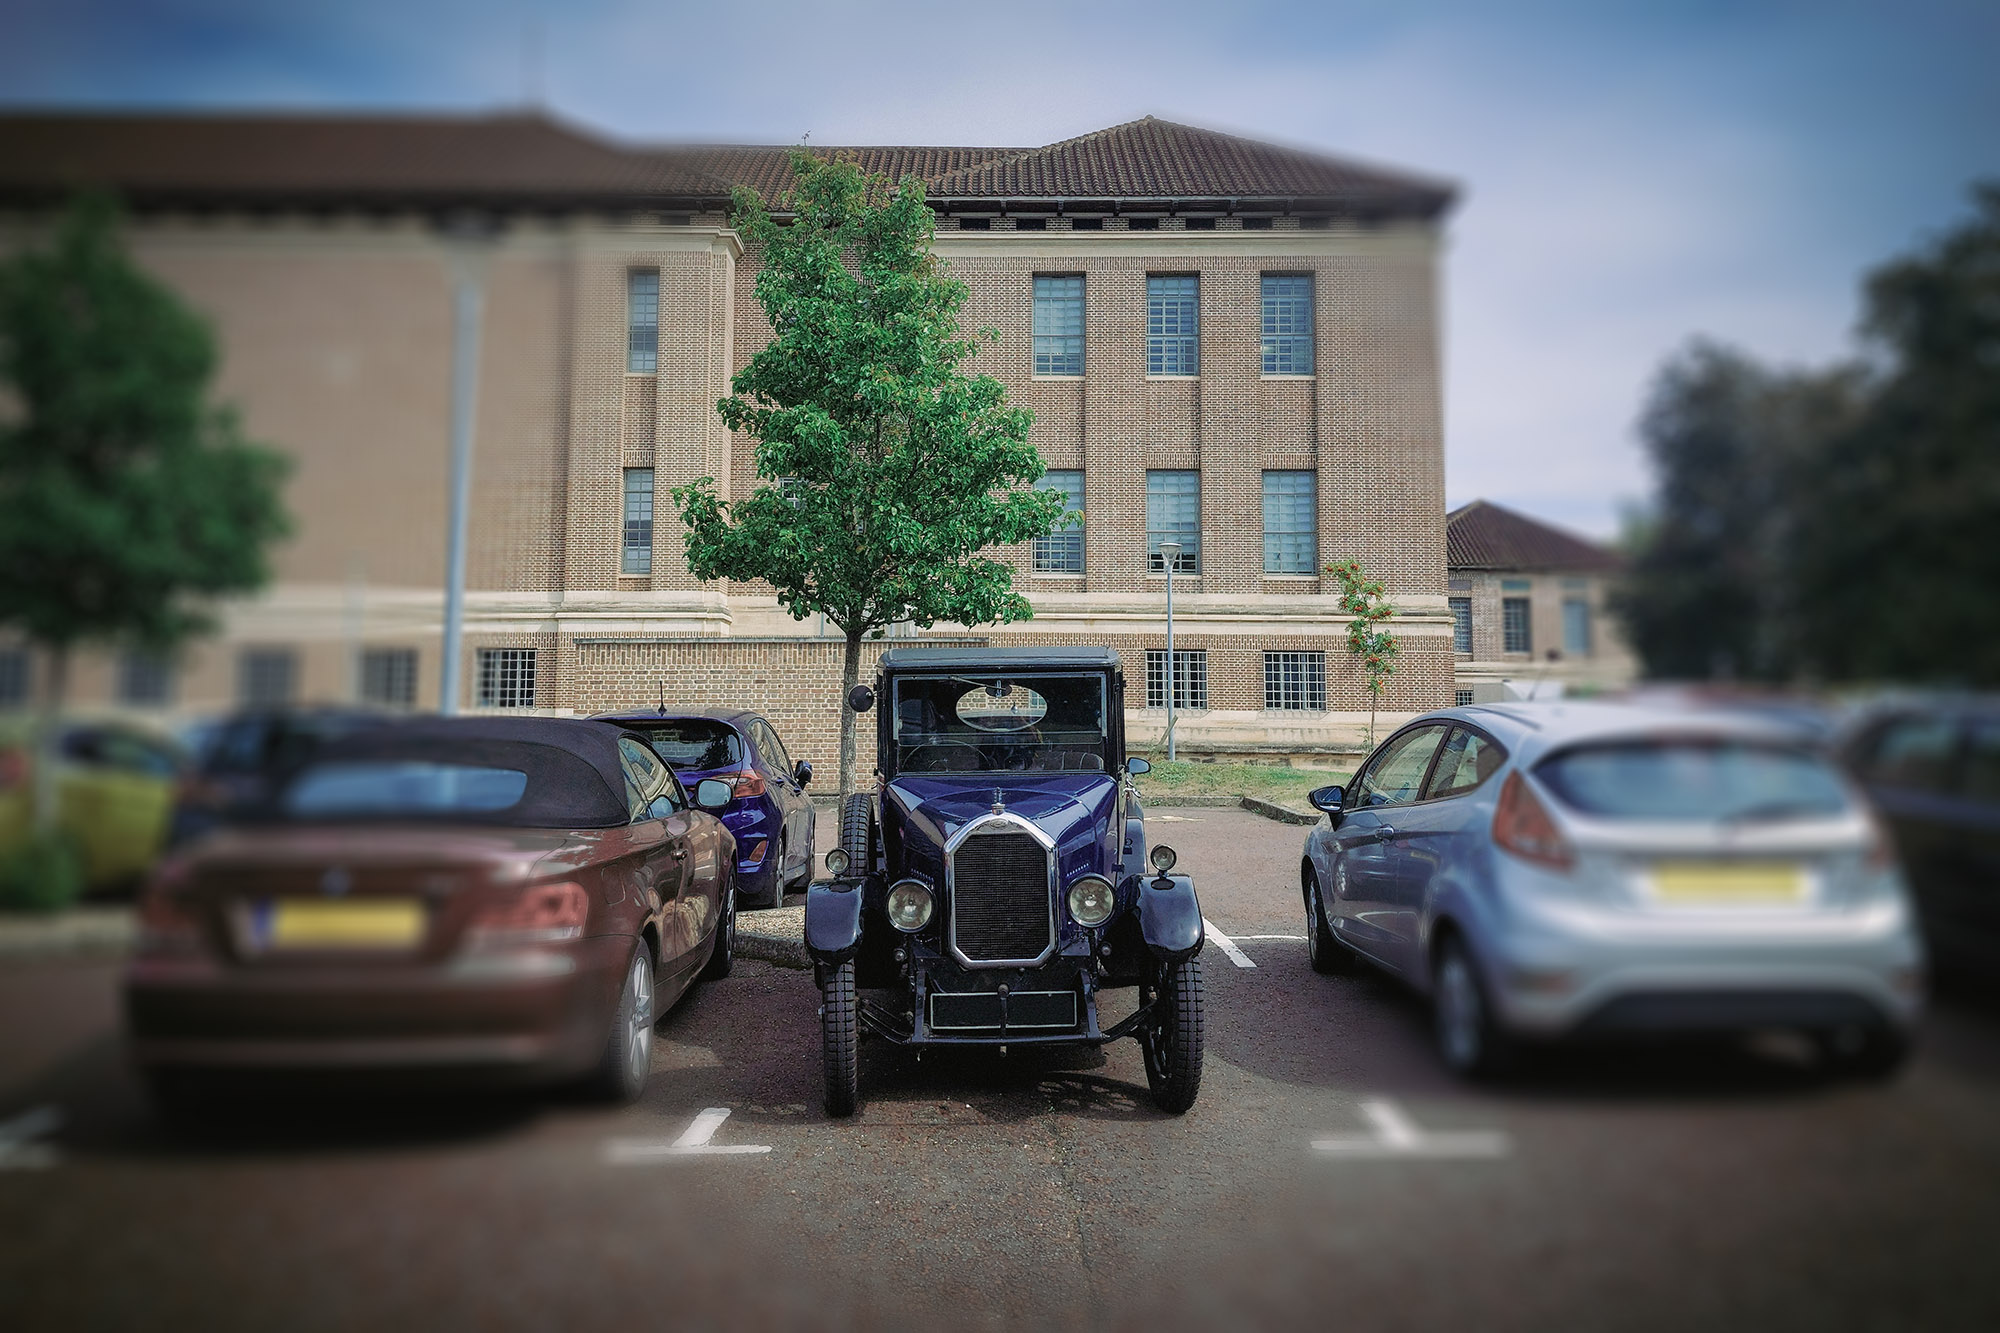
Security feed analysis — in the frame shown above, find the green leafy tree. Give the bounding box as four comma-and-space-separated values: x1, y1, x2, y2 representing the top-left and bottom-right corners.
1326, 558, 1399, 747
0, 195, 291, 829
673, 154, 1067, 794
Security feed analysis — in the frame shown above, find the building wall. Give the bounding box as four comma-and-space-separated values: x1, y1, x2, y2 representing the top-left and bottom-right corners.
1449, 567, 1636, 697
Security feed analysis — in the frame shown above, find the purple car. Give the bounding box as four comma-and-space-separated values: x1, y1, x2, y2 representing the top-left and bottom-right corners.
591, 710, 814, 909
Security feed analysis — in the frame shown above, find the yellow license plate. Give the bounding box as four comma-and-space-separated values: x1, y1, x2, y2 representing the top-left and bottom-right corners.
263, 899, 426, 949
1648, 862, 1807, 905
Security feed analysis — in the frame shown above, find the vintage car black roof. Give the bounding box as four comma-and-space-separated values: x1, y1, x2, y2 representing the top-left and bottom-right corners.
876, 646, 1122, 672
293, 715, 642, 828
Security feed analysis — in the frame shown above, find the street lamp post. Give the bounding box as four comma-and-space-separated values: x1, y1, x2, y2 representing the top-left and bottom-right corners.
436, 216, 496, 715
1159, 539, 1181, 762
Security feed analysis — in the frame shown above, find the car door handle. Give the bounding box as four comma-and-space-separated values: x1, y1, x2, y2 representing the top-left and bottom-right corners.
671, 847, 687, 860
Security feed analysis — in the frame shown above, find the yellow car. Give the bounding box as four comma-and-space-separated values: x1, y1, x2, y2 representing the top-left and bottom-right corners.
0, 717, 187, 890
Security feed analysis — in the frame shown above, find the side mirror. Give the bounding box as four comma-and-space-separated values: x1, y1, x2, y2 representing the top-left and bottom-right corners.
794, 759, 813, 787
693, 778, 733, 811
1125, 757, 1152, 776
847, 684, 875, 714
1307, 784, 1344, 814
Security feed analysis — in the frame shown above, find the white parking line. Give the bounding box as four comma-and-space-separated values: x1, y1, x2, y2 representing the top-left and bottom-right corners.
1236, 934, 1306, 941
1201, 918, 1258, 969
604, 1107, 772, 1162
1312, 1099, 1511, 1160
0, 1105, 62, 1171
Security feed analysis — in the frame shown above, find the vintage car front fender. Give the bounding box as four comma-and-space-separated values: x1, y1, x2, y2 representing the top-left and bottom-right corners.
1136, 872, 1203, 963
805, 880, 866, 966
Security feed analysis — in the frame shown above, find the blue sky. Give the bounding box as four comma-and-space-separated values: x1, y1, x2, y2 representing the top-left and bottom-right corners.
4, 0, 1994, 537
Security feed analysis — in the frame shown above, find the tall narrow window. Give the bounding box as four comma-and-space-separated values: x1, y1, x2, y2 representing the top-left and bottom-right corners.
627, 270, 659, 373
622, 468, 655, 575
1261, 274, 1314, 375
1264, 652, 1327, 711
1563, 598, 1593, 657
1146, 470, 1200, 573
1450, 597, 1473, 654
477, 649, 537, 709
1033, 275, 1084, 376
1146, 649, 1207, 709
118, 653, 172, 707
1146, 275, 1198, 376
1033, 470, 1085, 573
1262, 471, 1316, 573
238, 648, 297, 708
1502, 598, 1532, 654
360, 648, 418, 707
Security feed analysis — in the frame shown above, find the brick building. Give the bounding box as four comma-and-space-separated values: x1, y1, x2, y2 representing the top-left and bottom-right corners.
0, 111, 1457, 768
1446, 499, 1636, 702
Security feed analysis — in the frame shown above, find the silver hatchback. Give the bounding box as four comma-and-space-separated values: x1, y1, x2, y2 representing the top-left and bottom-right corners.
1300, 701, 1924, 1078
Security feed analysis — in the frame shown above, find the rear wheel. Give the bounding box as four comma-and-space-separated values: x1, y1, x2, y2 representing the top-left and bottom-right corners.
586, 946, 655, 1104
762, 836, 788, 909
701, 877, 736, 980
821, 960, 859, 1117
1433, 936, 1511, 1079
1140, 956, 1205, 1114
1304, 864, 1352, 975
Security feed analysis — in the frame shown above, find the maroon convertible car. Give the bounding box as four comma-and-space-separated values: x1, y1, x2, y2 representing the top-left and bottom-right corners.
126, 716, 737, 1109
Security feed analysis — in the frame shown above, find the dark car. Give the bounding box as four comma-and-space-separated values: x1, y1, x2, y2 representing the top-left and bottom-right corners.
592, 709, 815, 909
171, 707, 392, 845
1842, 698, 2000, 983
126, 716, 739, 1110
806, 646, 1206, 1117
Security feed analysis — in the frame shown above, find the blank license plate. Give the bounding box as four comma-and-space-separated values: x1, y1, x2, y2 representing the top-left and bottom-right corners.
257, 899, 426, 950
1648, 863, 1808, 905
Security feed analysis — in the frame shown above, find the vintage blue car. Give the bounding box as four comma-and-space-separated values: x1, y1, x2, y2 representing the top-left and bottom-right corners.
805, 646, 1206, 1116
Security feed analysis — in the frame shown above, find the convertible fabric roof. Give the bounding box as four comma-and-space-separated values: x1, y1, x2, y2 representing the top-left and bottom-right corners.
293, 716, 637, 828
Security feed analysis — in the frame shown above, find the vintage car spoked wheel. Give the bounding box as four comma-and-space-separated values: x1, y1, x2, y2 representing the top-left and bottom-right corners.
1304, 864, 1352, 975
1139, 956, 1205, 1114
1433, 936, 1510, 1079
701, 877, 737, 981
821, 960, 859, 1117
588, 946, 656, 1103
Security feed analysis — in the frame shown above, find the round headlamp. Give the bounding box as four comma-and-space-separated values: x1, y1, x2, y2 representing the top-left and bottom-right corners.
1149, 844, 1178, 874
885, 880, 934, 932
1066, 875, 1115, 928
824, 847, 852, 877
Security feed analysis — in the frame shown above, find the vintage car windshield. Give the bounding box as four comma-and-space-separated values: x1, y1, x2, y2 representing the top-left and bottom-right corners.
892, 673, 1109, 773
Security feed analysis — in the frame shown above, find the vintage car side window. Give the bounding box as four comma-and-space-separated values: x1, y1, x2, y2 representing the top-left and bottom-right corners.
1351, 725, 1449, 808
1423, 727, 1506, 800
617, 736, 676, 822
1862, 715, 1958, 792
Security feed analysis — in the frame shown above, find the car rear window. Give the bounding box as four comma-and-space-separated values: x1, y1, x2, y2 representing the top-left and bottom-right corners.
1535, 739, 1852, 822
285, 762, 530, 817
632, 720, 743, 771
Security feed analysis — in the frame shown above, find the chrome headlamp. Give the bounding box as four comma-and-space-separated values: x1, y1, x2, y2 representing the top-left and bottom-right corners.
885, 879, 935, 932
824, 847, 852, 877
1066, 875, 1115, 928
1149, 844, 1178, 874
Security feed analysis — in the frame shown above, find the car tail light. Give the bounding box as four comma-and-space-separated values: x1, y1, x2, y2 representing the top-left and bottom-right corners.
730, 769, 767, 798
1493, 772, 1574, 871
468, 881, 591, 947
0, 747, 28, 790
137, 862, 202, 955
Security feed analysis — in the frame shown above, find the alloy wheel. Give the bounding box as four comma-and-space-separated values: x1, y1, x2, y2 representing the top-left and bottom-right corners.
626, 953, 655, 1076
1436, 949, 1482, 1071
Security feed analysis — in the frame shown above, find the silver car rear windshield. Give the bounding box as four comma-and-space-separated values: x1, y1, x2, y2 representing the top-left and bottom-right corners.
286, 761, 530, 817
1535, 740, 1851, 822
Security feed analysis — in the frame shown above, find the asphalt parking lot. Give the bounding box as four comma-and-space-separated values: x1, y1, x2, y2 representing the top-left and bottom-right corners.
4, 806, 2000, 1331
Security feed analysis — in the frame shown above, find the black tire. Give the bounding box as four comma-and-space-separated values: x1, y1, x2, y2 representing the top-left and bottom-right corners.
821, 959, 859, 1118
1141, 955, 1205, 1114
701, 877, 736, 980
1432, 935, 1512, 1079
1821, 1025, 1912, 1081
762, 837, 788, 909
585, 946, 656, 1104
1304, 863, 1352, 975
838, 792, 875, 874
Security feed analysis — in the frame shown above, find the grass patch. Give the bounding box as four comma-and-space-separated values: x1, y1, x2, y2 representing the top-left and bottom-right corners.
1129, 759, 1351, 809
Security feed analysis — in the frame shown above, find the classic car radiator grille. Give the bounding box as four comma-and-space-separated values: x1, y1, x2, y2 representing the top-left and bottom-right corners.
950, 827, 1052, 964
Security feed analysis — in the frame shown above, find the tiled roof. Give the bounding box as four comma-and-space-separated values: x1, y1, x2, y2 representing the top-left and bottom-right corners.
0, 111, 1452, 218
924, 117, 1453, 214
0, 111, 733, 206
1446, 500, 1621, 573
